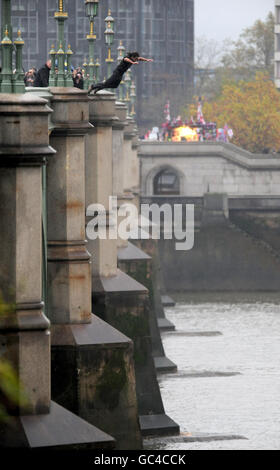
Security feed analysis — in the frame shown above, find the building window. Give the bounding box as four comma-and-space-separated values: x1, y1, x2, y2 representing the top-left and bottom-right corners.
276, 6, 280, 24
277, 62, 280, 78
277, 34, 280, 52
153, 168, 180, 195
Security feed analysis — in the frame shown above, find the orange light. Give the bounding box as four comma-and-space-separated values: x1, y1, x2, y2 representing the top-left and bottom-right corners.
172, 126, 199, 142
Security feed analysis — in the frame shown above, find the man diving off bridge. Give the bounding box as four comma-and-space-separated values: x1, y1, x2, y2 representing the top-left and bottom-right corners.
88, 52, 153, 94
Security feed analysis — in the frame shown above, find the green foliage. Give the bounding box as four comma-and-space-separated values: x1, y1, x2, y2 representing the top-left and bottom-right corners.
188, 73, 280, 153
0, 361, 23, 422
222, 12, 275, 81
0, 292, 27, 422
195, 13, 275, 100
0, 292, 15, 317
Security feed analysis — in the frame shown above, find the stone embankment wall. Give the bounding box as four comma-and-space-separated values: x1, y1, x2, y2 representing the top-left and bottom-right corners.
139, 142, 280, 292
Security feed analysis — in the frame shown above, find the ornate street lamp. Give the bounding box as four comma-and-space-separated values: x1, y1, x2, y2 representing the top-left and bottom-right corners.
56, 42, 65, 87
104, 9, 115, 78
66, 44, 73, 87
1, 0, 12, 66
95, 58, 100, 82
14, 30, 25, 93
83, 57, 88, 78
117, 40, 125, 100
85, 0, 99, 87
54, 0, 68, 51
0, 1, 27, 94
0, 27, 13, 93
130, 81, 136, 117
117, 40, 125, 62
1, 1, 13, 93
85, 0, 99, 18
124, 70, 132, 99
49, 44, 57, 87
124, 69, 132, 115
53, 0, 69, 86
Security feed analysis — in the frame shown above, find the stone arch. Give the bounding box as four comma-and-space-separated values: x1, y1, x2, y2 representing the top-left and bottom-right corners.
145, 164, 185, 196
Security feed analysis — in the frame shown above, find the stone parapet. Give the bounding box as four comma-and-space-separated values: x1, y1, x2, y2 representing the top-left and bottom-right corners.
139, 142, 280, 198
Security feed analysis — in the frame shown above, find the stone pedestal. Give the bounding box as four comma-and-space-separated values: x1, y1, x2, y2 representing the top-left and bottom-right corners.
0, 93, 112, 449
47, 88, 137, 450
112, 101, 137, 250
202, 193, 229, 227
86, 92, 179, 437
134, 237, 176, 332
123, 117, 139, 207
118, 242, 177, 374
112, 101, 127, 199
92, 271, 179, 437
51, 314, 138, 449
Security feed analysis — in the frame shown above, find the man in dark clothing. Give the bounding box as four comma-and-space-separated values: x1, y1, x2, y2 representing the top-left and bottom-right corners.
73, 70, 84, 90
34, 60, 51, 87
88, 52, 153, 94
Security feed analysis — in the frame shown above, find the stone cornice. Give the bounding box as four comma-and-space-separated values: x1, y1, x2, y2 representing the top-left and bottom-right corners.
89, 115, 119, 127
0, 307, 50, 332
49, 87, 89, 103
138, 142, 280, 171
0, 145, 56, 166
48, 241, 91, 263
112, 119, 127, 130
51, 122, 93, 137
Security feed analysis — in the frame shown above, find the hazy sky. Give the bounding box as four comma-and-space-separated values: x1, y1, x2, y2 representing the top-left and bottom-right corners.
195, 0, 274, 43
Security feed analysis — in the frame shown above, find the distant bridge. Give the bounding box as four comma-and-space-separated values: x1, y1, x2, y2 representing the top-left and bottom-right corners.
138, 142, 280, 292
139, 142, 280, 212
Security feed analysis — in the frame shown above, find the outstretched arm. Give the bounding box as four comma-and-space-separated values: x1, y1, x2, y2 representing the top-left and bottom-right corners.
124, 57, 139, 65
138, 57, 154, 62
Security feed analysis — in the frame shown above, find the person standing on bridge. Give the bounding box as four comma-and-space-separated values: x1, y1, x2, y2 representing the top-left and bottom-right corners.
34, 60, 52, 88
88, 52, 153, 94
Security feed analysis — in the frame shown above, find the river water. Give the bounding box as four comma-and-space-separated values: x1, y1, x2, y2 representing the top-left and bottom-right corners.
146, 292, 280, 450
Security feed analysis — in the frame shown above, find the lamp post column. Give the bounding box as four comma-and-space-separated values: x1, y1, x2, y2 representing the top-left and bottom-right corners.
83, 58, 89, 88
0, 27, 12, 93
55, 0, 68, 49
130, 81, 136, 118
95, 57, 100, 81
66, 44, 73, 87
56, 42, 65, 87
104, 10, 115, 79
1, 0, 12, 65
87, 20, 96, 84
117, 40, 125, 101
49, 44, 57, 87
14, 29, 25, 94
85, 0, 99, 86
1, 0, 13, 93
54, 0, 68, 87
124, 70, 132, 116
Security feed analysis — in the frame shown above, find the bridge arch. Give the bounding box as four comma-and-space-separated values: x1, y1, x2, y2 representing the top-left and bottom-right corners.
145, 165, 185, 196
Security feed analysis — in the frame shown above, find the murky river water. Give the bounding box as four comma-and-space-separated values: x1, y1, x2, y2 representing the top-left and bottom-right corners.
146, 292, 280, 450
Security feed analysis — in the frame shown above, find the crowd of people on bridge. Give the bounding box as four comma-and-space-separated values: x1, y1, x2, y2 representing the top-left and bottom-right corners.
140, 99, 234, 144
23, 60, 87, 89
19, 63, 234, 145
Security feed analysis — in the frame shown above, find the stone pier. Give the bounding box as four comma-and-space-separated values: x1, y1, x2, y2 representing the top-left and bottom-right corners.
114, 104, 177, 373
133, 237, 176, 332
123, 116, 140, 206
0, 93, 113, 449
118, 240, 177, 373
85, 91, 179, 436
47, 88, 139, 450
